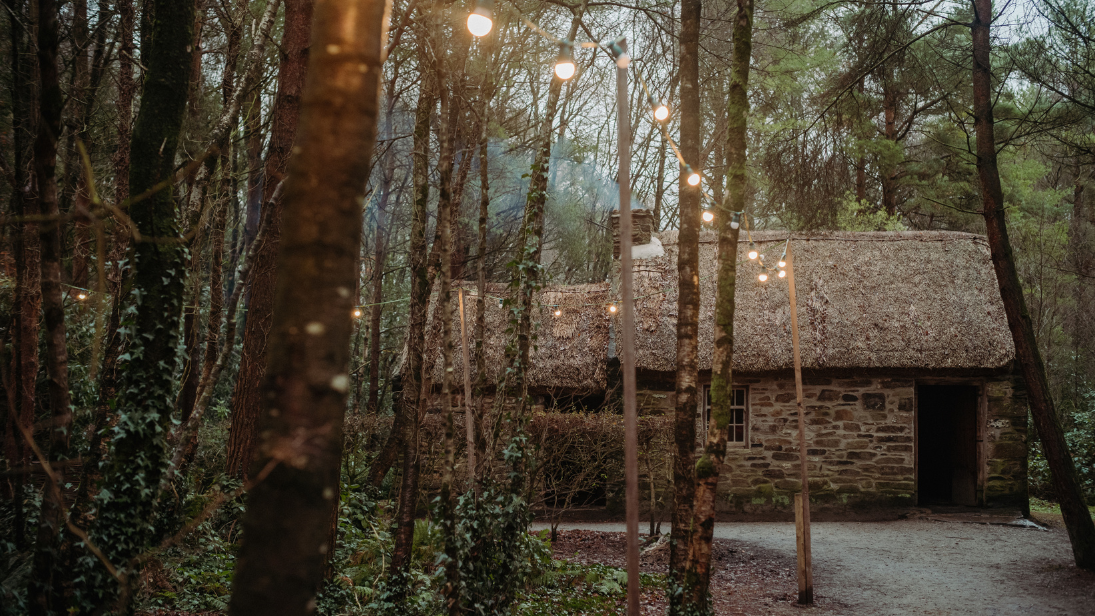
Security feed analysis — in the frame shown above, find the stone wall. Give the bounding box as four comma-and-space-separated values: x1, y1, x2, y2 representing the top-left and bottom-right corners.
631, 372, 1028, 514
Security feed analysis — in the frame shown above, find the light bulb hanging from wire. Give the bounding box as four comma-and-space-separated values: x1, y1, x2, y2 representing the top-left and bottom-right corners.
778, 269, 786, 278
608, 40, 630, 69
647, 94, 669, 121
684, 164, 701, 186
748, 242, 758, 260
467, 0, 494, 36
730, 211, 741, 230
702, 210, 714, 223
758, 272, 768, 282
555, 40, 576, 80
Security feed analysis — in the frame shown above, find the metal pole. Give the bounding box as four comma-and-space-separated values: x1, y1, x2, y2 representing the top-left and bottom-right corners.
615, 38, 641, 616
786, 240, 814, 604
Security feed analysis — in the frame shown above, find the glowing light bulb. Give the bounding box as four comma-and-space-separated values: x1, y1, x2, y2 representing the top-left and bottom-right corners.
352, 309, 362, 318
758, 272, 768, 282
730, 212, 741, 230
554, 309, 562, 317
778, 260, 786, 268
77, 293, 87, 301
654, 104, 669, 121
748, 250, 758, 260
778, 270, 786, 278
615, 52, 631, 69
684, 165, 701, 186
467, 1, 494, 37
609, 305, 617, 313
702, 210, 714, 223
555, 40, 576, 80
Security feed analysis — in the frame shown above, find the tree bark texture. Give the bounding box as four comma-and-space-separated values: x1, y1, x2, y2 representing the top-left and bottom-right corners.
669, 0, 702, 604
227, 0, 313, 478
84, 0, 196, 605
970, 0, 1095, 570
29, 0, 72, 610
387, 17, 437, 579
685, 0, 752, 611
4, 0, 41, 552
228, 0, 388, 610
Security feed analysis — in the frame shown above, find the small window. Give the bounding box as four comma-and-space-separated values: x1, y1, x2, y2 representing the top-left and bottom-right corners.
701, 385, 748, 446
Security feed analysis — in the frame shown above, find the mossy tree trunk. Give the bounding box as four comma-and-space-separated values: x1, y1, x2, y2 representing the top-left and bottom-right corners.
971, 0, 1095, 570
227, 0, 388, 610
669, 0, 702, 605
227, 0, 314, 478
684, 0, 752, 611
83, 0, 196, 607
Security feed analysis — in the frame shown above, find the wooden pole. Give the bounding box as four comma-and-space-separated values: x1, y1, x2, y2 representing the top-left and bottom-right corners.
616, 39, 641, 616
786, 240, 813, 604
458, 288, 476, 489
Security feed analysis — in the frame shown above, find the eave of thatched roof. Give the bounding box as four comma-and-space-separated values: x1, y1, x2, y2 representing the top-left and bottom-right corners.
418, 281, 611, 393
625, 230, 1015, 373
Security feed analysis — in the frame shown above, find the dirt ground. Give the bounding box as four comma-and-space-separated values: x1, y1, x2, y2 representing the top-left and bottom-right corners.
540, 514, 1095, 616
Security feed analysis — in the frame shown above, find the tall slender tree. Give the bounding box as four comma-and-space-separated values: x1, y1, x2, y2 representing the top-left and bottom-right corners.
970, 0, 1095, 570
228, 0, 389, 609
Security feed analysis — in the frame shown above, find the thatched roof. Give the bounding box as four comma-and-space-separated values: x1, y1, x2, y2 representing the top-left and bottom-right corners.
628, 230, 1015, 373
413, 231, 1015, 392
418, 281, 612, 393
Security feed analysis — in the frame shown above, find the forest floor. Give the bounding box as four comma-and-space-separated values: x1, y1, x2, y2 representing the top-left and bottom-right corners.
537, 514, 1095, 616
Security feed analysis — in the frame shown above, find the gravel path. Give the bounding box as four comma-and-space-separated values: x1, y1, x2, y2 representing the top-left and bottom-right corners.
534, 518, 1095, 615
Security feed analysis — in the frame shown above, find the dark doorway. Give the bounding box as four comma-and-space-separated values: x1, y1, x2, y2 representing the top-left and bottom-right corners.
917, 385, 979, 506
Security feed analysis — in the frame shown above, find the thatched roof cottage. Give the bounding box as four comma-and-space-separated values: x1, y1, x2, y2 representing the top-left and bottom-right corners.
417, 213, 1029, 514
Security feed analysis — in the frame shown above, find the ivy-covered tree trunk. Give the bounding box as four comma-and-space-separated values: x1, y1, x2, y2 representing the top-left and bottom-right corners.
29, 0, 72, 610
970, 0, 1095, 570
227, 0, 387, 609
684, 0, 752, 611
669, 0, 702, 605
227, 0, 313, 478
83, 0, 196, 606
508, 14, 582, 414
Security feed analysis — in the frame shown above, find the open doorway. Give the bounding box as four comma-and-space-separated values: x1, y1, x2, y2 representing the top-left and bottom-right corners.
917, 384, 979, 506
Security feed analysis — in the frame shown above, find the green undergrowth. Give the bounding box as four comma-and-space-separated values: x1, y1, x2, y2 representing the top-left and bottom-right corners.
1029, 496, 1095, 518
516, 561, 665, 616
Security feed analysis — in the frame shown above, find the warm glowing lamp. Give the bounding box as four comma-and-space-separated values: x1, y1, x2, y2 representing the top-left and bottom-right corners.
352, 309, 362, 318
778, 269, 786, 278
758, 272, 768, 282
702, 210, 714, 223
684, 164, 701, 186
609, 304, 618, 313
654, 104, 669, 121
555, 41, 576, 80
467, 0, 494, 37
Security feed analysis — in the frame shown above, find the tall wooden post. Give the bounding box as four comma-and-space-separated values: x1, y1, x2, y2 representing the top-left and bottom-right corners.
615, 38, 641, 616
458, 288, 476, 487
786, 240, 813, 604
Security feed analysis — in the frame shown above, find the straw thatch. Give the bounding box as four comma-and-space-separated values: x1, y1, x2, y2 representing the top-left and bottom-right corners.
417, 281, 612, 393
407, 230, 1015, 393
627, 230, 1015, 373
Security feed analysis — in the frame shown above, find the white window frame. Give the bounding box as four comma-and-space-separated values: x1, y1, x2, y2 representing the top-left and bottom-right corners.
700, 385, 749, 447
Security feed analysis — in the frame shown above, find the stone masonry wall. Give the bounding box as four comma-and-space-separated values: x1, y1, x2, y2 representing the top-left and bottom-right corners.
632, 373, 1028, 514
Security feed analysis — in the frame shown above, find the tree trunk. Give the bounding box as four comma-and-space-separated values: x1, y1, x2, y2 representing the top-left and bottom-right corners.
684, 0, 752, 611
29, 0, 72, 610
227, 0, 313, 478
669, 0, 701, 606
83, 0, 196, 606
4, 0, 41, 552
970, 0, 1095, 570
388, 15, 437, 581
227, 0, 387, 608
367, 82, 398, 416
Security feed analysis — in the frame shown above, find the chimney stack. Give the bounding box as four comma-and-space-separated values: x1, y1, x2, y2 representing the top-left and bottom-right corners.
611, 208, 654, 258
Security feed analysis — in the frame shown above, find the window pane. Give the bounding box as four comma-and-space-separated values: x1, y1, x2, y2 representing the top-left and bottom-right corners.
734, 425, 744, 442
735, 409, 744, 424
736, 389, 745, 406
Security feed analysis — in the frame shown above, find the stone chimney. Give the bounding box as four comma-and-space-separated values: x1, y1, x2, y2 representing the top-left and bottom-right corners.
611, 208, 654, 259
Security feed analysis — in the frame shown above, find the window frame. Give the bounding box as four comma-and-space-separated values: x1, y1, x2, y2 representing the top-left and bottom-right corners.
700, 384, 749, 448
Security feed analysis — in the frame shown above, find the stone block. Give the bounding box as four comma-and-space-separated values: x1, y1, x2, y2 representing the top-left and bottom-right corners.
863, 392, 886, 410
847, 451, 877, 460
806, 418, 832, 426
775, 393, 795, 403
870, 412, 889, 422
771, 452, 798, 461
834, 408, 855, 421
991, 441, 1026, 459
876, 481, 915, 491
751, 477, 773, 487
842, 394, 860, 402
880, 379, 914, 388
818, 389, 841, 402
775, 479, 802, 491
807, 449, 827, 456
762, 469, 786, 479
840, 379, 874, 387
804, 378, 833, 385
814, 438, 843, 448
845, 439, 870, 450
886, 445, 913, 453
875, 424, 907, 433
898, 397, 913, 412
876, 435, 913, 443
841, 422, 861, 432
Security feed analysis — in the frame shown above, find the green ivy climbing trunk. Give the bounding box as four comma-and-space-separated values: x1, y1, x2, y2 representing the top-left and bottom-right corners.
684, 0, 752, 611
970, 0, 1095, 570
227, 0, 388, 611
669, 0, 702, 607
82, 0, 196, 608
